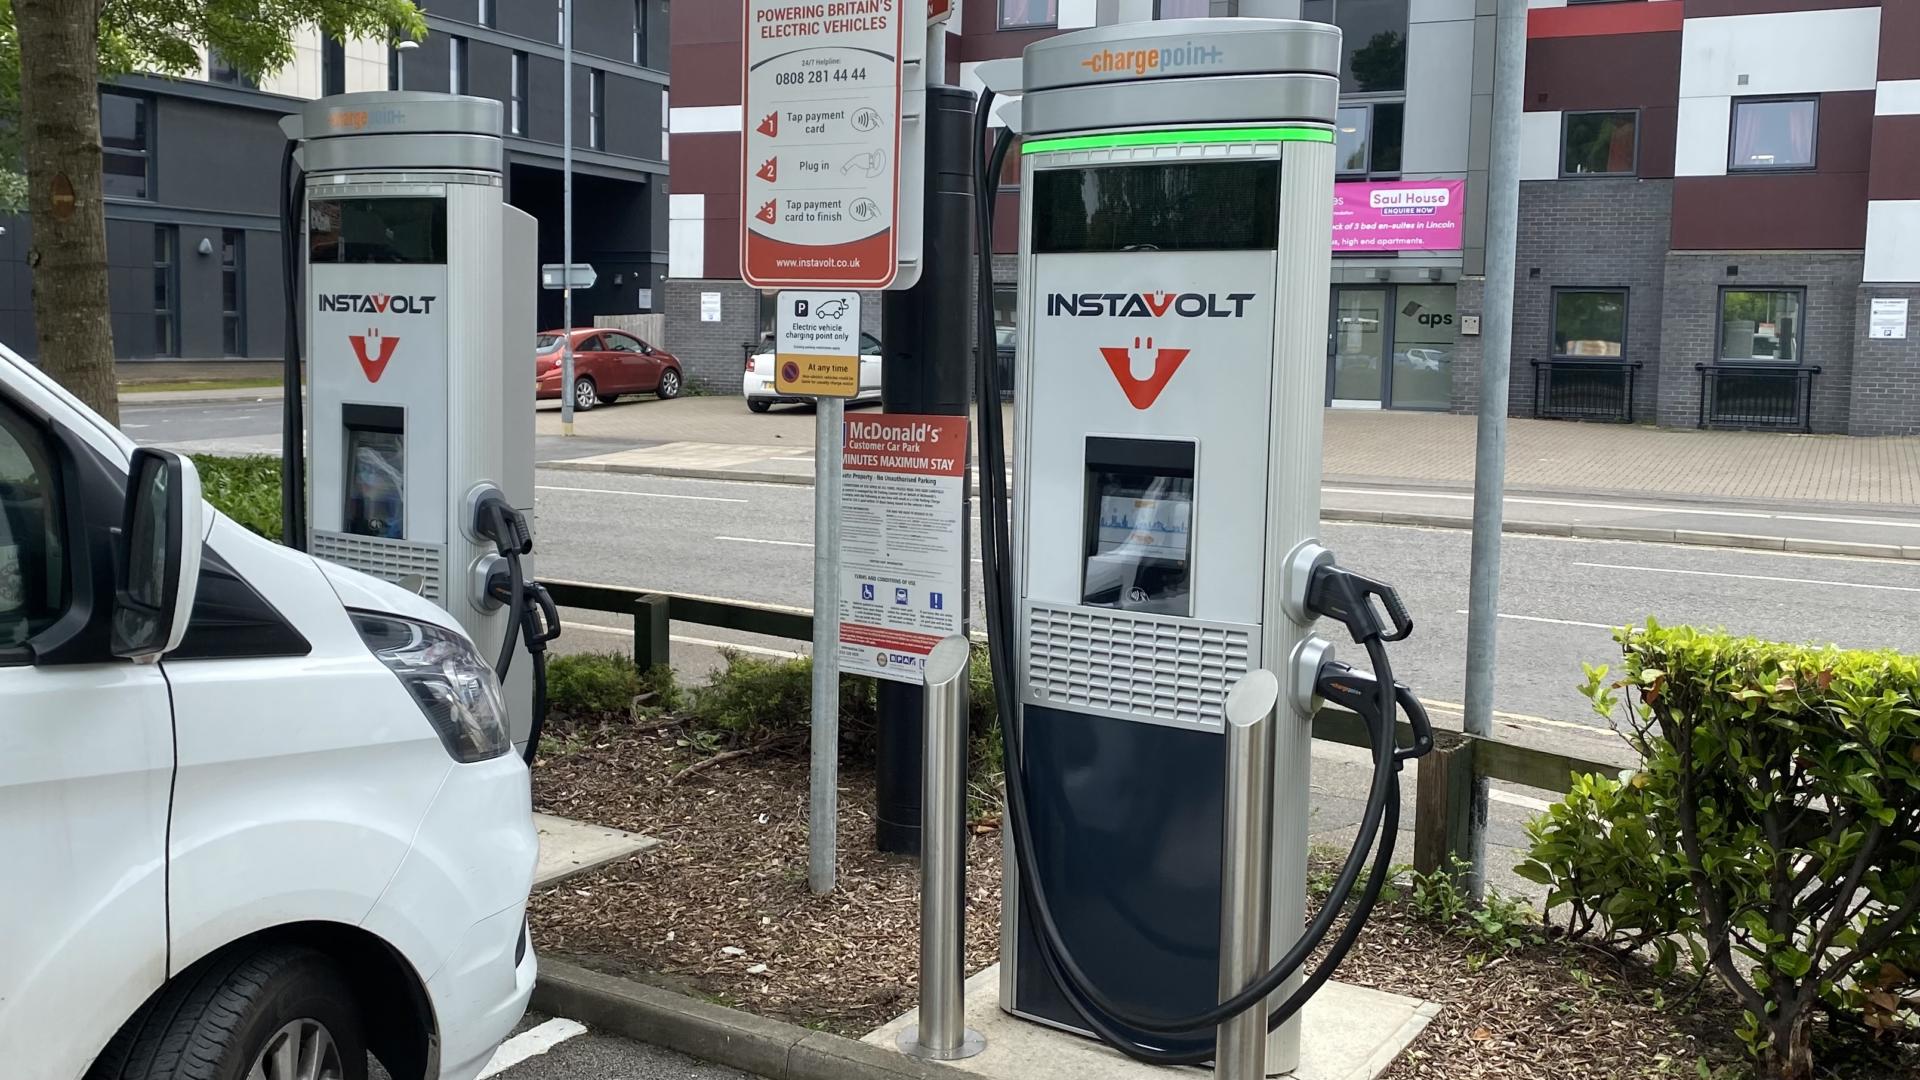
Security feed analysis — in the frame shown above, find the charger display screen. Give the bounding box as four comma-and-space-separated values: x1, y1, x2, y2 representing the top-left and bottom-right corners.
343, 404, 405, 539
1082, 437, 1196, 617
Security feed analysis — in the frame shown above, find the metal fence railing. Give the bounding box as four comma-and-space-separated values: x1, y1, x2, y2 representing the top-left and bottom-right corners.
1696, 363, 1821, 433
1530, 359, 1643, 423
544, 579, 1618, 877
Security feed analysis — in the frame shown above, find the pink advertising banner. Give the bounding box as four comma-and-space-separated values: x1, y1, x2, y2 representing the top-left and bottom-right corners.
1331, 180, 1466, 252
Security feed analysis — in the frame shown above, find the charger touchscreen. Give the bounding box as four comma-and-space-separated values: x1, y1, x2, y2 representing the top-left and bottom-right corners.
1083, 466, 1193, 617
345, 428, 405, 539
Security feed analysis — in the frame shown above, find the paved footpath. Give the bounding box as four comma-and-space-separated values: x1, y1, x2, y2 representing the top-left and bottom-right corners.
529, 396, 1920, 554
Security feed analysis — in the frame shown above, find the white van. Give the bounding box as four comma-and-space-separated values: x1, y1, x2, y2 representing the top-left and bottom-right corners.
1, 344, 537, 1080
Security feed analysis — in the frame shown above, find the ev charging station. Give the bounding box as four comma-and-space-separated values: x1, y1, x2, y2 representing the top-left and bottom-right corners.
960, 15, 1433, 1076
282, 92, 552, 751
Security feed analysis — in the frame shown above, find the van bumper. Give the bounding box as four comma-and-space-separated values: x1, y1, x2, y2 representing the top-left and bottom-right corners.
432, 909, 537, 1080
360, 752, 539, 1080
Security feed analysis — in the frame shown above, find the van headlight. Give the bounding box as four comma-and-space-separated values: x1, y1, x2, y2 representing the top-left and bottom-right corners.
352, 612, 511, 762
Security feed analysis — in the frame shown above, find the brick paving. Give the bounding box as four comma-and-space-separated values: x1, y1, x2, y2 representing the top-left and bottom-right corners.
537, 397, 1920, 508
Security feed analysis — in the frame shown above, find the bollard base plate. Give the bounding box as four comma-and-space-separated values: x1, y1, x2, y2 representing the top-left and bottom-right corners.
898, 1025, 988, 1061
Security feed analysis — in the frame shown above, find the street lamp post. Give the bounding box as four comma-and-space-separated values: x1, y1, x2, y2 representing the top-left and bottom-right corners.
559, 0, 577, 437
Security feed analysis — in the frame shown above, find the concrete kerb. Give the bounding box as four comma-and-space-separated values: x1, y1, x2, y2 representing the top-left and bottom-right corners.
536, 460, 1920, 560
533, 958, 962, 1080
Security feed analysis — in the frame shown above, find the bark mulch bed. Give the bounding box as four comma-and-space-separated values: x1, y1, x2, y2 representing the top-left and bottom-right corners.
529, 723, 1916, 1079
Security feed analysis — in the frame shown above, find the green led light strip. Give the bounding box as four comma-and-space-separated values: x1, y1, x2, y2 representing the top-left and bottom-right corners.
1021, 126, 1334, 154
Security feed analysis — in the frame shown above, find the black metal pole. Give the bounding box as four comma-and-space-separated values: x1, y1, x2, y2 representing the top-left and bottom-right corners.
874, 84, 977, 855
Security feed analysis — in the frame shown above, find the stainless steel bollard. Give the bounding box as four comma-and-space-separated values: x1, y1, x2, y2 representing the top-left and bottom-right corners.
1218, 669, 1280, 1080
899, 636, 987, 1061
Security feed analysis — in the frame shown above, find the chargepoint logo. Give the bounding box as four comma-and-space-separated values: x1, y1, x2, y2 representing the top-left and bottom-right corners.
318, 293, 439, 315
1046, 291, 1256, 319
349, 331, 400, 383
1099, 336, 1190, 411
1079, 41, 1226, 77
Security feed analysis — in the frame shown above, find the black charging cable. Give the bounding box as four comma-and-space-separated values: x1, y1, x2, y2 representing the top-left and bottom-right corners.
967, 87, 1431, 1064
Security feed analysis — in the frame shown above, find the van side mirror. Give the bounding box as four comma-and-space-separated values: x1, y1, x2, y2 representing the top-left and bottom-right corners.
113, 448, 203, 660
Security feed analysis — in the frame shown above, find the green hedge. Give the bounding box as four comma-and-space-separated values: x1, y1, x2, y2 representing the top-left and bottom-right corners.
1522, 622, 1920, 1078
192, 455, 282, 541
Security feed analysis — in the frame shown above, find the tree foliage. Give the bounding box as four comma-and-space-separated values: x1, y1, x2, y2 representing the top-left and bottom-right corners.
0, 1, 424, 213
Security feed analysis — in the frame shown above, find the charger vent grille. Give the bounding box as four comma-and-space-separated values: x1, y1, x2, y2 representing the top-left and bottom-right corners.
1023, 602, 1255, 730
311, 532, 445, 604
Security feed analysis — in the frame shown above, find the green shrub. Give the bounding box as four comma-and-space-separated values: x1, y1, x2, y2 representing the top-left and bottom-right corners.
1517, 767, 1694, 959
193, 454, 283, 541
682, 651, 879, 752
545, 651, 652, 719
1526, 622, 1920, 1079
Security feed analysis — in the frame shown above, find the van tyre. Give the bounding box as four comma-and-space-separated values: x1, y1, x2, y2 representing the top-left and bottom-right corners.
88, 945, 367, 1080
748, 399, 771, 413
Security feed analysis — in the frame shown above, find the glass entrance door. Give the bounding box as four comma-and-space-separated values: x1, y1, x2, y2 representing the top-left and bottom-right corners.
1330, 287, 1387, 407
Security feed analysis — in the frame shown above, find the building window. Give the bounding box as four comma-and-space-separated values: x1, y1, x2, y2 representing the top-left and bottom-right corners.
101, 92, 152, 200
221, 230, 246, 357
510, 52, 528, 135
1720, 289, 1803, 362
207, 51, 255, 89
153, 228, 179, 358
1335, 101, 1403, 177
479, 0, 495, 27
1730, 97, 1817, 172
632, 0, 646, 63
589, 71, 605, 149
999, 0, 1056, 29
450, 36, 468, 94
1552, 289, 1627, 358
1154, 0, 1210, 14
1561, 110, 1637, 177
322, 37, 345, 97
1303, 0, 1407, 93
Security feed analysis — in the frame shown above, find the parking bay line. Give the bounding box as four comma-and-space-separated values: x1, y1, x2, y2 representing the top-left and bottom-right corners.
1572, 561, 1920, 594
477, 1017, 587, 1078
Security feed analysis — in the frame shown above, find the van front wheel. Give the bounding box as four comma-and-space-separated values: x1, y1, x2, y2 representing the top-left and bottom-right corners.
89, 946, 368, 1080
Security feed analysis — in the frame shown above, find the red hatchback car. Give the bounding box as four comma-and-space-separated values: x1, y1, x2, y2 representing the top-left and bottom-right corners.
535, 328, 684, 410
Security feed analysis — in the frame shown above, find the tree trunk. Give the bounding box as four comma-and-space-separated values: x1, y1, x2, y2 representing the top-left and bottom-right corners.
13, 0, 119, 424
1764, 1012, 1814, 1080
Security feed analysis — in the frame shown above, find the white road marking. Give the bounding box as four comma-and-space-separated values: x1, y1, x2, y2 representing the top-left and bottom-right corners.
716, 535, 812, 547
713, 534, 986, 564
120, 424, 149, 429
1451, 609, 1617, 631
1418, 697, 1610, 736
1572, 562, 1920, 594
537, 485, 747, 503
1776, 512, 1920, 530
1323, 486, 1776, 520
561, 621, 804, 658
1489, 789, 1555, 813
476, 1017, 587, 1078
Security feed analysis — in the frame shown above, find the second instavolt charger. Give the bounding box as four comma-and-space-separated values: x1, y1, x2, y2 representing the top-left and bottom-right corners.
283, 93, 552, 754
967, 16, 1434, 1076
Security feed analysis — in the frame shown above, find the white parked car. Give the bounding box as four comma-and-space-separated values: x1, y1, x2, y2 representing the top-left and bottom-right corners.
742, 330, 884, 412
0, 344, 536, 1080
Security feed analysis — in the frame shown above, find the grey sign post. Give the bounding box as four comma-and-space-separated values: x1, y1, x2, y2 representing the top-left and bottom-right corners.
775, 289, 864, 895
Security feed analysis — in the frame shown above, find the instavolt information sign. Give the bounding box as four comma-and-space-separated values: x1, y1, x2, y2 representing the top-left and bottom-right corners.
741, 0, 905, 289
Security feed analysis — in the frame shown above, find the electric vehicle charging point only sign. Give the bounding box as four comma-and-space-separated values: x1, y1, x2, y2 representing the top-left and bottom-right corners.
838, 414, 968, 684
776, 290, 862, 397
741, 0, 904, 289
